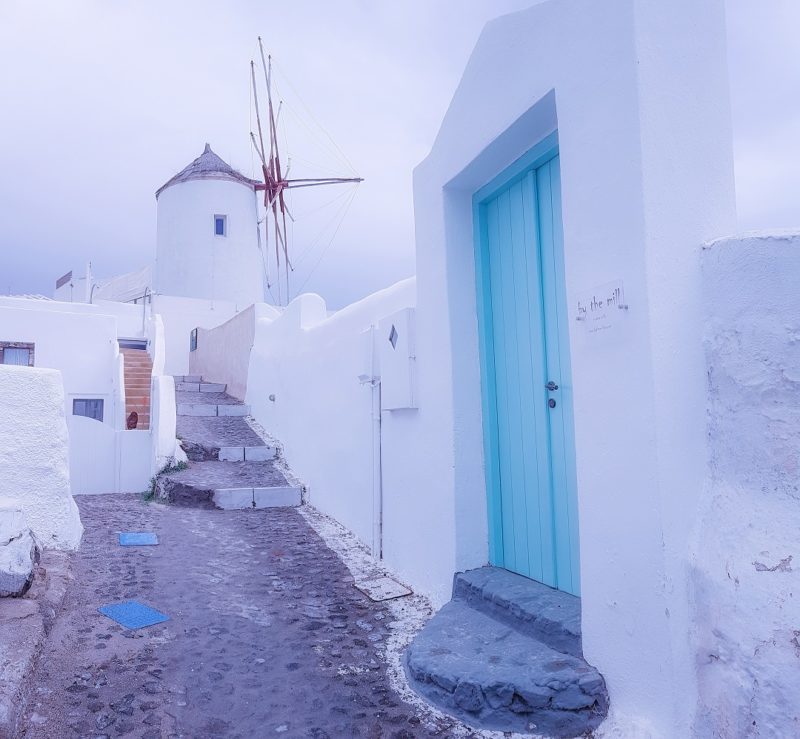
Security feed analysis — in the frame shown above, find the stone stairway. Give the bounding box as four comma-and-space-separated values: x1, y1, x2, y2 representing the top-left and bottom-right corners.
405, 567, 608, 737
120, 347, 152, 429
155, 375, 302, 510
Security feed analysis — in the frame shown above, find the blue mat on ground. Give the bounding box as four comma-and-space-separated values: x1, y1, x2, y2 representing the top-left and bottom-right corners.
119, 532, 158, 546
98, 600, 169, 629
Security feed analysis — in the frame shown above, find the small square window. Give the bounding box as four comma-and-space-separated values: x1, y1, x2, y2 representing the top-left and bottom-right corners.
0, 342, 34, 366
214, 215, 227, 237
73, 399, 104, 422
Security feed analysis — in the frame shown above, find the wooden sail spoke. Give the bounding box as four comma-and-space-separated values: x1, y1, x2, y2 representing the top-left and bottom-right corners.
252, 38, 362, 305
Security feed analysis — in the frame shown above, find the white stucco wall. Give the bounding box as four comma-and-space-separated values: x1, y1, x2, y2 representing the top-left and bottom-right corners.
690, 232, 800, 737
0, 298, 122, 426
93, 299, 148, 340
151, 374, 177, 473
0, 366, 82, 549
405, 0, 735, 734
155, 178, 264, 308
0, 297, 162, 494
151, 294, 239, 376
245, 280, 416, 552
190, 303, 280, 400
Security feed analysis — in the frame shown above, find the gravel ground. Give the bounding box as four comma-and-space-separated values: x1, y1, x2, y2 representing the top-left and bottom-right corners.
18, 494, 450, 739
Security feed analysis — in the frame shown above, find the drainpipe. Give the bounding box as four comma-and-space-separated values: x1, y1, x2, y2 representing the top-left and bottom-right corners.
371, 368, 383, 560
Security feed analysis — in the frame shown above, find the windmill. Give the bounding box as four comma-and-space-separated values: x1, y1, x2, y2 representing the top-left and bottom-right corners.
249, 37, 363, 306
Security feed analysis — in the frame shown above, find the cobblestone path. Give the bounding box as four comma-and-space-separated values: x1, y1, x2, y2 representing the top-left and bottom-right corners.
20, 494, 445, 739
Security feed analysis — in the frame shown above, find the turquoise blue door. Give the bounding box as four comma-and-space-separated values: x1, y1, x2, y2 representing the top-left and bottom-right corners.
473, 136, 580, 596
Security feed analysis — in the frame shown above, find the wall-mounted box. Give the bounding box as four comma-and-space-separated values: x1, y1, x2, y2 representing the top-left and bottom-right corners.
378, 307, 417, 410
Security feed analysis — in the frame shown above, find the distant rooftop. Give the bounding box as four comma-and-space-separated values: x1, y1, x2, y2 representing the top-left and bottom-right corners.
155, 143, 259, 199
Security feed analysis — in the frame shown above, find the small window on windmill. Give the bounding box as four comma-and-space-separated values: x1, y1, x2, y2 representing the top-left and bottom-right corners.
388, 324, 398, 349
190, 328, 198, 352
214, 215, 227, 237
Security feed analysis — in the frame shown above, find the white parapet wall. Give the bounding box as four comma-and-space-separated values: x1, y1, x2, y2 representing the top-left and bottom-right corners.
691, 232, 800, 737
151, 294, 239, 376
189, 303, 280, 400
244, 279, 416, 557
0, 297, 123, 427
0, 365, 83, 549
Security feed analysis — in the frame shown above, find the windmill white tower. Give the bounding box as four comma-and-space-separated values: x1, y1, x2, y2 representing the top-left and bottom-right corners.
154, 144, 265, 308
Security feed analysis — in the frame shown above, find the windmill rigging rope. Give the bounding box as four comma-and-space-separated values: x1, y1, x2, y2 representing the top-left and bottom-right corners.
293, 186, 359, 298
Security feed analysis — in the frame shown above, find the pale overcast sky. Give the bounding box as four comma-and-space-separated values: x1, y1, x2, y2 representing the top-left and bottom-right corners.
0, 1, 798, 307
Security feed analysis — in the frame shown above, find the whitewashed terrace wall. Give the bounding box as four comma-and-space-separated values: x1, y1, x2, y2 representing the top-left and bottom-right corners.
151, 294, 239, 376
0, 366, 82, 549
0, 298, 122, 426
190, 303, 279, 400
691, 232, 800, 737
245, 279, 415, 553
146, 312, 178, 473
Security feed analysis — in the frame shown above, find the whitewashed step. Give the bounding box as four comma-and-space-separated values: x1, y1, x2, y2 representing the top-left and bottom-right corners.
212, 486, 301, 510
218, 446, 276, 462
177, 403, 250, 417
176, 375, 202, 383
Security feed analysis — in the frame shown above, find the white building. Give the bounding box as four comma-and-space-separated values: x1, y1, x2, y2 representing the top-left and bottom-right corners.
54, 144, 265, 376
3, 0, 799, 734
155, 143, 264, 308
185, 0, 800, 736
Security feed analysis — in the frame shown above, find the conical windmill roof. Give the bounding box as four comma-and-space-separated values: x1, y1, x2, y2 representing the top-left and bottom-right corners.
155, 143, 259, 199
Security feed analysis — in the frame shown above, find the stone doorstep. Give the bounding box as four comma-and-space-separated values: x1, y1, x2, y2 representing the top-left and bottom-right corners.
404, 598, 608, 737
212, 486, 301, 509
177, 404, 250, 417
217, 446, 276, 462
453, 567, 582, 658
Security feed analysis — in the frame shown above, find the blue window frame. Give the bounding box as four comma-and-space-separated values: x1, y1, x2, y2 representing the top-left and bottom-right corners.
0, 342, 34, 366
214, 215, 227, 237
73, 398, 104, 422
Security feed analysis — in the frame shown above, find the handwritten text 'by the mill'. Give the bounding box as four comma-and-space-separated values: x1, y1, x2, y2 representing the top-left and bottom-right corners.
575, 281, 627, 334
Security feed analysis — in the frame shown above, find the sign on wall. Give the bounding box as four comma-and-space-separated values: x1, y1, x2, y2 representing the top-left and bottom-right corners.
575, 280, 628, 335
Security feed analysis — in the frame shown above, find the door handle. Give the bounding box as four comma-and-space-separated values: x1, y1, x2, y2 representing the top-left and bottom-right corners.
545, 381, 559, 392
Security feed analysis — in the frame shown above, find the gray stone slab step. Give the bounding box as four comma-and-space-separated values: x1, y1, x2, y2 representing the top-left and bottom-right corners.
405, 599, 607, 737
155, 461, 299, 510
218, 447, 276, 462
213, 486, 302, 509
453, 567, 582, 658
177, 416, 271, 462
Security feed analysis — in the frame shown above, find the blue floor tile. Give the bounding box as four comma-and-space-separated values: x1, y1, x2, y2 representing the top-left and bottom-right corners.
98, 600, 169, 629
119, 532, 158, 546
